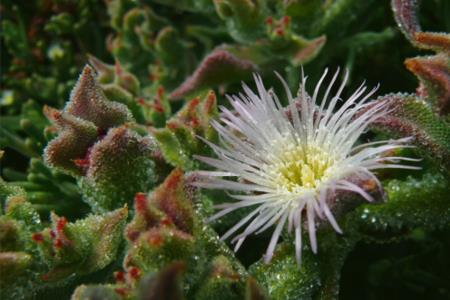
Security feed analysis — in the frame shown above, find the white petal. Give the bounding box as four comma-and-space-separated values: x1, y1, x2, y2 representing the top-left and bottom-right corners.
307, 204, 318, 254
264, 210, 289, 263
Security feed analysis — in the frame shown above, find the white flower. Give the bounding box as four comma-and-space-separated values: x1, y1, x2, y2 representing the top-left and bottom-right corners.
192, 69, 419, 265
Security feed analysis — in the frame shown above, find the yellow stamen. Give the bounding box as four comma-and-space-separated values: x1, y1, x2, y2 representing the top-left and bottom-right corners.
266, 144, 336, 194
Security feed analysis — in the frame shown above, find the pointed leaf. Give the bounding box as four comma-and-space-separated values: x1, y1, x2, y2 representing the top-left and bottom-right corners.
367, 94, 450, 170
79, 126, 157, 212
43, 106, 98, 176
170, 49, 256, 100
65, 65, 133, 130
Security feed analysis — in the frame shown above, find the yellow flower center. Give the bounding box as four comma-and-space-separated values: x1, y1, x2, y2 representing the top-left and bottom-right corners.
266, 143, 336, 194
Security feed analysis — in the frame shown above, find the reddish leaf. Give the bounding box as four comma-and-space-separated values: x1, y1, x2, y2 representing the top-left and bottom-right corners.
170, 48, 256, 100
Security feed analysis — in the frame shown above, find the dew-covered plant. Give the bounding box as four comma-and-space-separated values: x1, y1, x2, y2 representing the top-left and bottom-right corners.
1, 0, 449, 299
192, 69, 420, 266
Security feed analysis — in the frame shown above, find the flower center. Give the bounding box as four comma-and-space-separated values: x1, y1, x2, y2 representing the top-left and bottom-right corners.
267, 144, 336, 193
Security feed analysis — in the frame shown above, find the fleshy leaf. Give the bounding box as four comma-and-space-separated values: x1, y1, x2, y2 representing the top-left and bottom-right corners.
391, 0, 450, 52
65, 65, 133, 129
71, 262, 186, 300
154, 92, 218, 170
138, 261, 186, 300
125, 169, 195, 242
88, 55, 147, 123
44, 67, 157, 211
0, 193, 44, 297
405, 54, 450, 114
250, 243, 321, 300
170, 49, 256, 100
71, 284, 121, 300
0, 197, 40, 256
78, 126, 157, 212
124, 226, 195, 274
413, 31, 450, 53
170, 33, 326, 100
213, 0, 267, 42
87, 54, 116, 84
0, 218, 22, 251
113, 60, 141, 96
154, 26, 186, 69
0, 177, 26, 208
123, 169, 247, 298
124, 169, 196, 272
43, 106, 98, 176
34, 207, 128, 281
391, 0, 420, 42
366, 94, 450, 170
0, 252, 33, 282
5, 195, 41, 229
194, 255, 245, 300
391, 0, 450, 115
355, 171, 450, 234
245, 277, 269, 300
150, 169, 195, 233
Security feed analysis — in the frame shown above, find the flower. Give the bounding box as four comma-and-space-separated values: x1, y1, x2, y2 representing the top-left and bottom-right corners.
192, 69, 419, 265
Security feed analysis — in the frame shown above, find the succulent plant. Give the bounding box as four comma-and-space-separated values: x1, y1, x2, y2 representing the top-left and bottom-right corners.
1, 0, 449, 299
